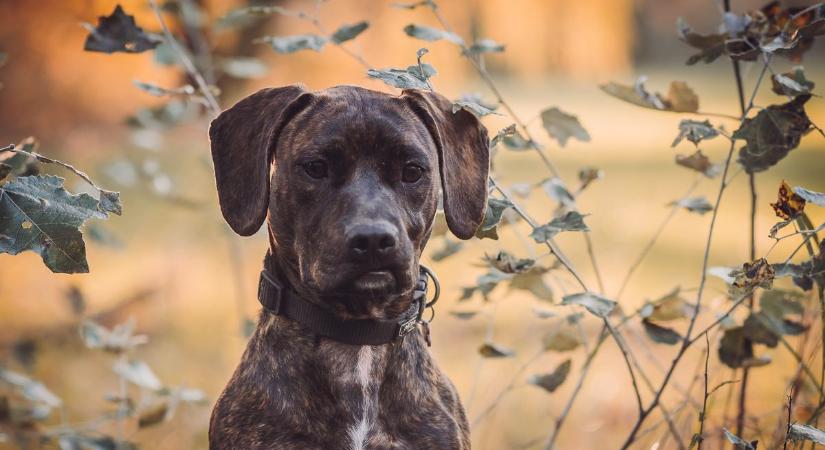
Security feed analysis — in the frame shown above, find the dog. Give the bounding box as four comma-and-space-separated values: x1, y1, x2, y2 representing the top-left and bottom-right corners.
208, 85, 490, 449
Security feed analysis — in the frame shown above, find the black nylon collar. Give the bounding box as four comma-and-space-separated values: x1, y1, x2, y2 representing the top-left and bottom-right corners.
257, 257, 435, 346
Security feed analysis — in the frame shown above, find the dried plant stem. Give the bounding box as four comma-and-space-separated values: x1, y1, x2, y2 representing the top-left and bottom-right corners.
620, 57, 772, 449
1, 145, 112, 195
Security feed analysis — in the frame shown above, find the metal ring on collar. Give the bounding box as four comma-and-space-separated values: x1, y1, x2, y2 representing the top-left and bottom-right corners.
419, 264, 440, 308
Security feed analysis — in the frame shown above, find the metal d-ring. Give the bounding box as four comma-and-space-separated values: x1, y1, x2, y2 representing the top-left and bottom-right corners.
419, 264, 440, 309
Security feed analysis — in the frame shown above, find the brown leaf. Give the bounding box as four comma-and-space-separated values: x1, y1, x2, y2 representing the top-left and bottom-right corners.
675, 150, 721, 178
770, 180, 806, 220
730, 258, 775, 298
734, 95, 812, 173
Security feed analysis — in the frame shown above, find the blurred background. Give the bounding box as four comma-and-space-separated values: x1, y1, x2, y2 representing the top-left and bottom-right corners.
1, 0, 824, 448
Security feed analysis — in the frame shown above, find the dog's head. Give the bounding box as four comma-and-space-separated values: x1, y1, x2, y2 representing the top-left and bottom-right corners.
210, 85, 489, 317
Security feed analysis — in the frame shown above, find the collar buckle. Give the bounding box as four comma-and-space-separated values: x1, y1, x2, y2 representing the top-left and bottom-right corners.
397, 317, 419, 337
258, 270, 283, 314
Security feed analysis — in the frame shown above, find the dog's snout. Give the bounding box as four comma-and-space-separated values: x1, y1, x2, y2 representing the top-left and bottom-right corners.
346, 221, 398, 260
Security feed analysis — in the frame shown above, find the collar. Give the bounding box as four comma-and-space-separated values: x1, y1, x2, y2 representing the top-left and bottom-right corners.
257, 256, 439, 346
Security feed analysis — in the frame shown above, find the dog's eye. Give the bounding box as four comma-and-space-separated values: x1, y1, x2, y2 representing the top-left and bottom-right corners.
401, 164, 424, 183
303, 160, 328, 179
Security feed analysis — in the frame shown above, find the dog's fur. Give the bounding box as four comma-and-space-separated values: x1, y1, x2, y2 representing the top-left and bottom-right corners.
208, 85, 489, 449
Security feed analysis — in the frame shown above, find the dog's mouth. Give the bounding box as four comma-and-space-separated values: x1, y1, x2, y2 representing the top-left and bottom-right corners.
351, 269, 396, 292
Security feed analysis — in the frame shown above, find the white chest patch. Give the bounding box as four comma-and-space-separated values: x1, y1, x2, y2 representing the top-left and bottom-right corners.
348, 346, 375, 450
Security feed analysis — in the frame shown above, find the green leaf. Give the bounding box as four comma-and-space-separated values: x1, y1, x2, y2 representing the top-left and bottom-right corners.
449, 311, 478, 320
391, 1, 431, 9
528, 359, 571, 393
672, 119, 719, 147
452, 100, 499, 117
542, 326, 582, 352
367, 67, 430, 90
469, 38, 505, 53
475, 197, 514, 240
540, 107, 590, 147
642, 319, 682, 345
80, 318, 148, 354
743, 313, 779, 348
403, 24, 463, 44
478, 342, 515, 358
255, 34, 326, 53
0, 175, 109, 273
502, 133, 532, 150
669, 196, 713, 214
600, 77, 698, 113
795, 186, 825, 207
541, 178, 576, 208
561, 292, 616, 318
331, 21, 369, 44
529, 211, 589, 243
113, 359, 162, 391
733, 95, 812, 173
789, 423, 825, 445
722, 428, 756, 450
82, 5, 162, 54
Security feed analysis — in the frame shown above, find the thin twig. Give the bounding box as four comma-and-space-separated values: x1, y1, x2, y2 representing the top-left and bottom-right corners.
2, 144, 113, 195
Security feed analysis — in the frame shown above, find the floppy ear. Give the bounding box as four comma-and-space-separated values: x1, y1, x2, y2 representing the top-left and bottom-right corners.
209, 85, 309, 236
402, 90, 490, 240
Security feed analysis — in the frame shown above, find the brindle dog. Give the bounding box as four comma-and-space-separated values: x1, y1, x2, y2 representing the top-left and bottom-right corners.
208, 85, 489, 450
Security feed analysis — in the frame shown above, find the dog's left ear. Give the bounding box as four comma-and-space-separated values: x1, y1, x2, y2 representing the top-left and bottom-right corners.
209, 85, 310, 236
402, 89, 490, 240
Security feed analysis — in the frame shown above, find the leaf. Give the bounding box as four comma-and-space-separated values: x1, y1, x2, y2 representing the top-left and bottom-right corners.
789, 423, 825, 445
734, 95, 812, 173
0, 163, 11, 182
541, 178, 576, 209
730, 258, 775, 298
743, 313, 779, 348
475, 197, 514, 240
509, 266, 554, 301
640, 288, 691, 321
485, 251, 534, 274
331, 21, 369, 44
430, 239, 462, 261
772, 67, 815, 97
0, 368, 62, 408
452, 100, 499, 117
255, 34, 326, 53
676, 17, 727, 65
138, 401, 169, 428
723, 428, 756, 450
80, 319, 148, 354
600, 77, 699, 113
669, 196, 713, 214
795, 186, 825, 207
501, 133, 533, 150
391, 1, 430, 9
642, 319, 682, 345
83, 5, 162, 54
540, 107, 590, 147
675, 150, 721, 178
578, 167, 603, 191
672, 120, 719, 147
528, 359, 571, 393
219, 57, 269, 79
478, 342, 515, 358
533, 308, 556, 319
718, 327, 753, 369
530, 211, 589, 243
771, 180, 806, 220
490, 124, 517, 149
469, 38, 505, 54
367, 67, 430, 90
0, 175, 108, 273
561, 292, 616, 318
113, 359, 162, 391
542, 327, 582, 352
403, 24, 463, 45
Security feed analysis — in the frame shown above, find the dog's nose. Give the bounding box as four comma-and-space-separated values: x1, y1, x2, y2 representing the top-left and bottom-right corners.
346, 221, 398, 260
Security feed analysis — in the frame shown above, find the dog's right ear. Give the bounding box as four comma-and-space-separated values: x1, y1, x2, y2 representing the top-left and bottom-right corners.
209, 86, 310, 236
